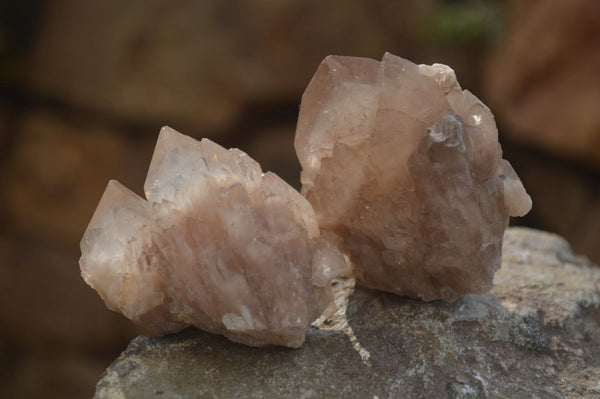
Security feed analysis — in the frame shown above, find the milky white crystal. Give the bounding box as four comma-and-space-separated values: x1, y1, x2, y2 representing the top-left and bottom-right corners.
295, 53, 532, 302
80, 127, 346, 347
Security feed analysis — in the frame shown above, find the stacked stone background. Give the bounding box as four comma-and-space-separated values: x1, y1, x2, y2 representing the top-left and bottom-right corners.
0, 0, 599, 397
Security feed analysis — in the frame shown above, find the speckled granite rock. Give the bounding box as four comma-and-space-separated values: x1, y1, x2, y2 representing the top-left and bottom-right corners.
94, 228, 600, 398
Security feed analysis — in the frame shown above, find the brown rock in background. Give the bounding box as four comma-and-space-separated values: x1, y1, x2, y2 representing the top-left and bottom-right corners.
506, 144, 600, 265
0, 104, 10, 158
28, 0, 433, 133
5, 110, 154, 245
0, 236, 141, 349
244, 125, 300, 188
0, 235, 141, 398
2, 350, 111, 399
1, 110, 151, 398
484, 0, 600, 264
485, 0, 600, 168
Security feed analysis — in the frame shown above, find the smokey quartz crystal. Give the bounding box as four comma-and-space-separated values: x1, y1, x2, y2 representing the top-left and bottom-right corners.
80, 127, 346, 347
294, 53, 531, 301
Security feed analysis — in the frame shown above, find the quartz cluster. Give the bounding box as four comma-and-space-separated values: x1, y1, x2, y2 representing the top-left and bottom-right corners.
80, 127, 346, 348
295, 53, 532, 302
81, 53, 532, 348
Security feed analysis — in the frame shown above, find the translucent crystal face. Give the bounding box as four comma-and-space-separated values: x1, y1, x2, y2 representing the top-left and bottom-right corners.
80, 127, 346, 348
295, 53, 532, 302
79, 180, 185, 335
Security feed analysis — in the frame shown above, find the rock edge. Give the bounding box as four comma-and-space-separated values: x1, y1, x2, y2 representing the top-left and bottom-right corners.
95, 228, 600, 398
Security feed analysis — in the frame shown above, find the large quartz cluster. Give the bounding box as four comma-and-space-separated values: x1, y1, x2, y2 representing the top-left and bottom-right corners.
80, 127, 346, 347
81, 53, 532, 348
295, 53, 532, 301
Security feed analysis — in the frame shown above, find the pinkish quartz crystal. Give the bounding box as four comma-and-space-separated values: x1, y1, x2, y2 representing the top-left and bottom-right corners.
80, 127, 346, 347
294, 53, 532, 302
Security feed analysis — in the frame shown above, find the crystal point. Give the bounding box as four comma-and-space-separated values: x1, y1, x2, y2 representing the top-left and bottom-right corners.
295, 53, 532, 302
80, 180, 184, 334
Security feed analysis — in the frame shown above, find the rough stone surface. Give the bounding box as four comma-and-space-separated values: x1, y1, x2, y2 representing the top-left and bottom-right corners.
295, 53, 531, 302
94, 228, 600, 399
80, 127, 346, 348
484, 0, 600, 168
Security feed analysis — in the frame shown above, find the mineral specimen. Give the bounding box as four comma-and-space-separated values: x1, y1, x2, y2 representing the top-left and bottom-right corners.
295, 53, 532, 302
80, 127, 347, 347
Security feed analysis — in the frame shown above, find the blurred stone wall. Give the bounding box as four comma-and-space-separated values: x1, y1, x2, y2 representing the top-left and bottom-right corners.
484, 0, 600, 264
1, 0, 599, 397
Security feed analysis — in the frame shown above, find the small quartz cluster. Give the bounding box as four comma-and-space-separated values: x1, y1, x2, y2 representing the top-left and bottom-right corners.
80, 127, 346, 347
295, 53, 532, 301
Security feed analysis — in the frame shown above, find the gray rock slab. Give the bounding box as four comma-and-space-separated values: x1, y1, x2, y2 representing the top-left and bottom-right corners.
95, 228, 600, 398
